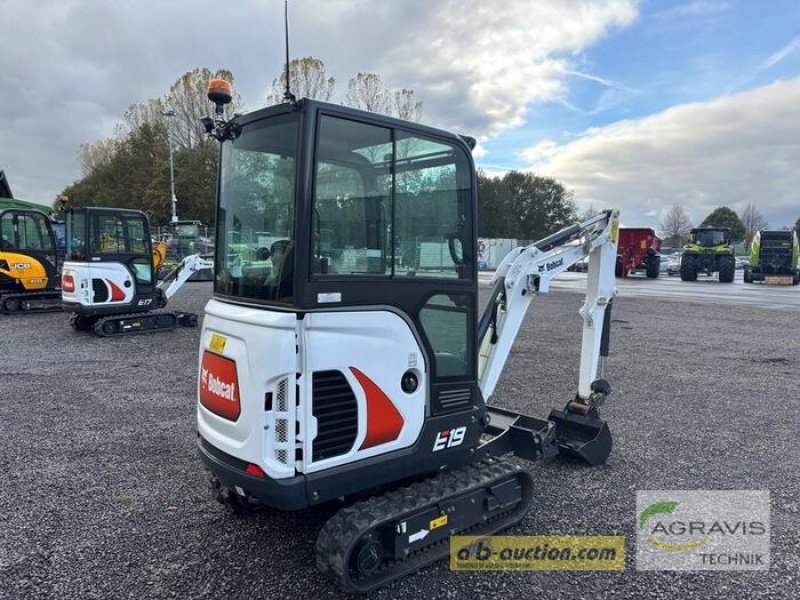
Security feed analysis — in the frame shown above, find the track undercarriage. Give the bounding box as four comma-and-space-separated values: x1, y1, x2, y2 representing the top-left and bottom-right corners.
1, 291, 63, 314
70, 311, 199, 336
316, 458, 532, 594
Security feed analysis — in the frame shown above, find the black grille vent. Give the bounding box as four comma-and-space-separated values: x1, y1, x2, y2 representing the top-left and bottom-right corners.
92, 279, 108, 302
433, 387, 473, 415
312, 370, 358, 462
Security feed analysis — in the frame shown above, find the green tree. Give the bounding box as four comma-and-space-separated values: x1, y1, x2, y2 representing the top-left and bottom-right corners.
700, 206, 745, 241
477, 170, 508, 238
795, 216, 800, 237
477, 170, 576, 240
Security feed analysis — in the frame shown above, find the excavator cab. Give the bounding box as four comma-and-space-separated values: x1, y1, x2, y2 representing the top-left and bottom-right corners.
0, 208, 61, 312
211, 101, 477, 384
62, 207, 157, 316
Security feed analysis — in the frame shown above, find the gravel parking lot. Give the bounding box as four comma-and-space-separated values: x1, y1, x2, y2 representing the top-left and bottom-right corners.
1, 282, 797, 599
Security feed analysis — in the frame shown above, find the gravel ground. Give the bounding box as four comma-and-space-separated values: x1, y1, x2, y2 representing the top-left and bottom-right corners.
1, 283, 797, 599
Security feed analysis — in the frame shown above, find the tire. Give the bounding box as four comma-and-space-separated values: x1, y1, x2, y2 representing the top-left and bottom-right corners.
793, 271, 799, 286
680, 255, 698, 281
615, 258, 623, 278
743, 268, 753, 284
646, 255, 659, 279
718, 255, 735, 283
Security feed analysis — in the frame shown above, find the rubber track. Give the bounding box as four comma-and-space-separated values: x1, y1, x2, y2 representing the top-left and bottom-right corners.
315, 458, 533, 594
93, 311, 194, 336
0, 292, 62, 314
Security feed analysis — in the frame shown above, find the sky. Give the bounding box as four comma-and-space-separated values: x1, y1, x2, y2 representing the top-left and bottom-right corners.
1, 0, 799, 230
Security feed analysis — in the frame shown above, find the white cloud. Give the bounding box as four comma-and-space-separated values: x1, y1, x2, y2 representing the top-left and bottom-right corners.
362, 0, 639, 136
0, 0, 637, 204
524, 78, 800, 228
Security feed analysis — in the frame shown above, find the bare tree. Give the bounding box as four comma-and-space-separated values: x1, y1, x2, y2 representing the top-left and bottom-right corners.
267, 57, 335, 105
123, 97, 166, 134
78, 139, 118, 176
344, 73, 391, 114
740, 202, 768, 244
165, 68, 242, 149
660, 205, 693, 247
120, 68, 242, 151
393, 88, 423, 122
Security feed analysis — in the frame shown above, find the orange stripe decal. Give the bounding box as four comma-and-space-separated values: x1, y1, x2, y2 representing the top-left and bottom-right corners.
106, 279, 126, 301
350, 366, 404, 450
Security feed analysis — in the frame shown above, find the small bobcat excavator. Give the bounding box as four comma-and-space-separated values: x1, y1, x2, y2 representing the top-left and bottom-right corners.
196, 80, 620, 593
61, 206, 212, 336
0, 208, 62, 313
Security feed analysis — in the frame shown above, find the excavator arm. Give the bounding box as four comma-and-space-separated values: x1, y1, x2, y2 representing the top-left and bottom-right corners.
157, 254, 214, 301
476, 209, 620, 466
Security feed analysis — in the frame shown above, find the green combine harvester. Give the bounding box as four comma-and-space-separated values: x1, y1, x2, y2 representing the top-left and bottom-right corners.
680, 226, 736, 283
744, 230, 800, 285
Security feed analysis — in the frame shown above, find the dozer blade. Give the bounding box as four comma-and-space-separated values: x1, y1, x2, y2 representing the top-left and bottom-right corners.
547, 407, 612, 466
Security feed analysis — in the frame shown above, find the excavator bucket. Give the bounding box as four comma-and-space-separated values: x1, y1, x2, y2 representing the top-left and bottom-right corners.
547, 407, 612, 466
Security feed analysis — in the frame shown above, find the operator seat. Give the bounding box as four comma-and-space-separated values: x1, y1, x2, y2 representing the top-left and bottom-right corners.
270, 240, 294, 301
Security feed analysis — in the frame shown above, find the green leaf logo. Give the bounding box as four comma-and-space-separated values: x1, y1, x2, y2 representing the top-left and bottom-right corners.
639, 501, 678, 529
639, 500, 708, 551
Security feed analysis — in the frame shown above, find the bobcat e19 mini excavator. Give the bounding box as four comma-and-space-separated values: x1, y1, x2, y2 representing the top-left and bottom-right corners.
0, 208, 62, 313
61, 206, 212, 336
196, 80, 620, 593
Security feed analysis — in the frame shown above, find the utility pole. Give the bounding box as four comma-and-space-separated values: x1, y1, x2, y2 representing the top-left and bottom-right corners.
161, 108, 179, 225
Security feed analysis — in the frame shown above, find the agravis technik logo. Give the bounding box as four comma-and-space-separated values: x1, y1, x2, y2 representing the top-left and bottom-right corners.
636, 491, 769, 570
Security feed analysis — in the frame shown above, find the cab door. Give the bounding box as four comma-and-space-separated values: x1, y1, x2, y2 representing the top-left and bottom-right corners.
0, 210, 58, 291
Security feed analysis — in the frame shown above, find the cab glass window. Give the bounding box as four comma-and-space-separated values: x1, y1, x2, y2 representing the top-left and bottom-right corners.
394, 134, 471, 279
215, 114, 299, 303
66, 210, 87, 260
312, 117, 392, 275
90, 214, 126, 254
419, 293, 472, 378
312, 116, 472, 280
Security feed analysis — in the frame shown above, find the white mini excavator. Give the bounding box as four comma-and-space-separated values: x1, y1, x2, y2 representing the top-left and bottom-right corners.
61, 207, 212, 336
196, 79, 620, 593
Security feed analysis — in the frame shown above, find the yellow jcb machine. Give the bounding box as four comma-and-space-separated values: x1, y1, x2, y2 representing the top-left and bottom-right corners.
0, 208, 62, 313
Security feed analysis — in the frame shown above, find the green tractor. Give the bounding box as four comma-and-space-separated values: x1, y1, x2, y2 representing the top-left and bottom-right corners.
680, 226, 736, 283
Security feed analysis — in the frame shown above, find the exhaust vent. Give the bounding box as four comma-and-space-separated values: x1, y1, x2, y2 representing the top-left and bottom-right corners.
312, 370, 358, 461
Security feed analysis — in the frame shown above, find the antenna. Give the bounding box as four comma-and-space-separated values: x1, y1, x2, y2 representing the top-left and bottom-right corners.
283, 0, 296, 104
